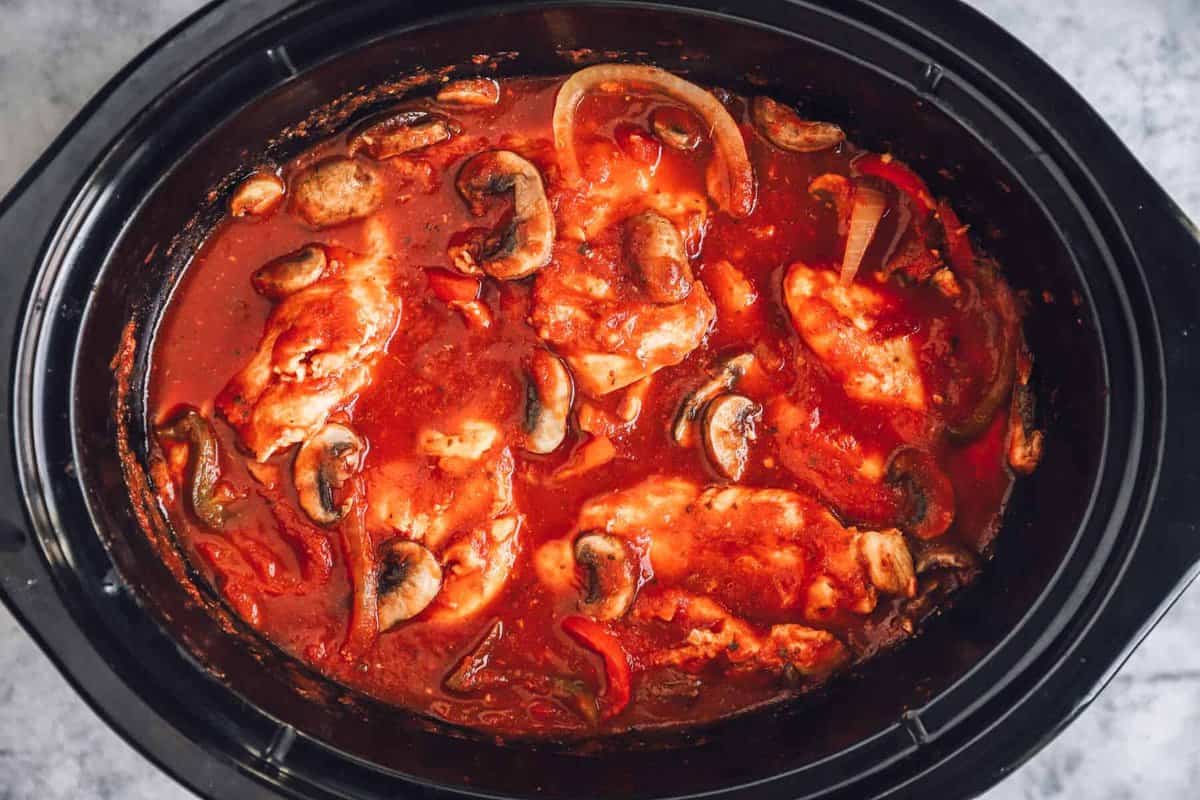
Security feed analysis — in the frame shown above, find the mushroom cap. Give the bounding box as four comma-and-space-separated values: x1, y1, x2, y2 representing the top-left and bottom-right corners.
377, 539, 444, 630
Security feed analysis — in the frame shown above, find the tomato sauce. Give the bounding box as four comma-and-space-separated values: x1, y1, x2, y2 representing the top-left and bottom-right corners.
148, 72, 1032, 737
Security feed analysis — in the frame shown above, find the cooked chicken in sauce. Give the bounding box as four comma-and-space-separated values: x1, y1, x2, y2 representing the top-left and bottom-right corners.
148, 66, 1039, 737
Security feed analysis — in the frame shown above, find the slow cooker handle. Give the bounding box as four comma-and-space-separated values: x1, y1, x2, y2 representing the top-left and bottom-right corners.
1085, 186, 1200, 674
0, 0, 240, 590
0, 131, 88, 615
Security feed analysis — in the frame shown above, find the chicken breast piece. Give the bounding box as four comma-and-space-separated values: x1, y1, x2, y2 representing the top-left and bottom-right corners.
556, 138, 710, 246
783, 262, 925, 411
217, 221, 400, 461
537, 476, 916, 626
633, 590, 849, 678
432, 513, 521, 623
767, 397, 901, 528
532, 239, 715, 396
531, 137, 718, 396
365, 435, 514, 551
364, 425, 521, 625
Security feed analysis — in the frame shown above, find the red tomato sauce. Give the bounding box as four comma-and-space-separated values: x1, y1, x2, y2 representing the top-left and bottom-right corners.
148, 73, 1028, 737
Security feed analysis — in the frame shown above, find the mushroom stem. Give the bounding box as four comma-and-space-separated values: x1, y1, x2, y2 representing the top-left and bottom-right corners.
437, 78, 501, 107
229, 171, 284, 218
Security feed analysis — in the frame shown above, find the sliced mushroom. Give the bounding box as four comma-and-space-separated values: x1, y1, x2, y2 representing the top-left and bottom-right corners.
455, 150, 554, 280
1007, 354, 1044, 475
348, 110, 460, 160
290, 156, 383, 229
251, 244, 328, 299
377, 539, 443, 630
914, 542, 980, 575
702, 394, 761, 481
293, 423, 365, 525
229, 171, 285, 218
650, 106, 702, 151
523, 349, 573, 454
672, 352, 756, 445
158, 408, 226, 529
574, 532, 637, 621
625, 210, 693, 304
437, 77, 501, 107
553, 63, 755, 217
751, 96, 845, 153
885, 446, 955, 540
856, 529, 917, 597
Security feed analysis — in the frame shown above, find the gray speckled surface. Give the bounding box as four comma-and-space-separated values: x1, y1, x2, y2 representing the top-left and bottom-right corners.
1, 1, 1197, 798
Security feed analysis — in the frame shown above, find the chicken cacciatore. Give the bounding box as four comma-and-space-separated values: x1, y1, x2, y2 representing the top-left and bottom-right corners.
148, 65, 1042, 737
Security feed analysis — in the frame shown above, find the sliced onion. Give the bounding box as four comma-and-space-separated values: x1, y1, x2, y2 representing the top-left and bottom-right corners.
840, 185, 886, 286
553, 64, 755, 217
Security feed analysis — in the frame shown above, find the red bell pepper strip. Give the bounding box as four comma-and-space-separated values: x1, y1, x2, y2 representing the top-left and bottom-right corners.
562, 615, 632, 718
853, 153, 937, 218
426, 268, 481, 304
338, 488, 379, 661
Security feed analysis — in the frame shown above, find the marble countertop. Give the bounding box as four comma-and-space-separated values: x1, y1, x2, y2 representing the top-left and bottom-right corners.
1, 1, 1197, 798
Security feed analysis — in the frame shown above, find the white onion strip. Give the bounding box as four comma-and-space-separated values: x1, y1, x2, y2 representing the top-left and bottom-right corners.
840, 185, 886, 286
552, 64, 756, 218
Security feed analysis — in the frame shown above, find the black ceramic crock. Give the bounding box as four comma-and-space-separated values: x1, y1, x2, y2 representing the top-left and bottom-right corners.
2, 1, 1199, 798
